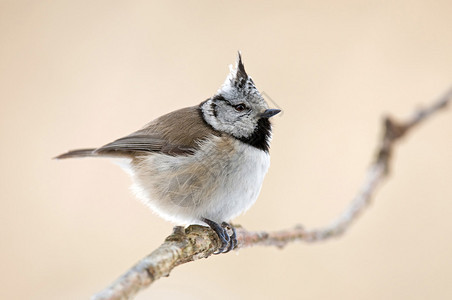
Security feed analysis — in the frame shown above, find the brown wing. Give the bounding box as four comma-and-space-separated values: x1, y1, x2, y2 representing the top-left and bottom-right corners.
56, 105, 220, 159
94, 134, 195, 156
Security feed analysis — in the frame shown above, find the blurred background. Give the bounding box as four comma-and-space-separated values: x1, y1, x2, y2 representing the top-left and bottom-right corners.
1, 1, 452, 299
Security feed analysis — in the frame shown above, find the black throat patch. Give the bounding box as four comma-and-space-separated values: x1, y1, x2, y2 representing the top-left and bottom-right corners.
198, 101, 272, 153
237, 118, 272, 152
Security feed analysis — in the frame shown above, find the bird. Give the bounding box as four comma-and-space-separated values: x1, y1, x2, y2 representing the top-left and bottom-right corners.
56, 53, 280, 253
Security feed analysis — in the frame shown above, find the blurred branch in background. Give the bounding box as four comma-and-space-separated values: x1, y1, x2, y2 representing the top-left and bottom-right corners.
92, 88, 452, 300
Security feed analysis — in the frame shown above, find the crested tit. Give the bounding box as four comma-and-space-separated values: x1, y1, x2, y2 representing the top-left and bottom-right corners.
57, 53, 280, 252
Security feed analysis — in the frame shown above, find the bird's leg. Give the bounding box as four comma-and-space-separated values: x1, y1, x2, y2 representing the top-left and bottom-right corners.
221, 222, 237, 253
202, 218, 236, 254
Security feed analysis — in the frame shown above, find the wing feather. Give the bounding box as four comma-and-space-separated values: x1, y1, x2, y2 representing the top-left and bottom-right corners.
55, 105, 219, 159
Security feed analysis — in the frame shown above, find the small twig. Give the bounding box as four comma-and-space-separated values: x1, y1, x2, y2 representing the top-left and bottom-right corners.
92, 88, 451, 300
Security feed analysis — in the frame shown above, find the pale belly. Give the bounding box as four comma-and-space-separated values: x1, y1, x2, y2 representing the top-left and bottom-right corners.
129, 136, 270, 225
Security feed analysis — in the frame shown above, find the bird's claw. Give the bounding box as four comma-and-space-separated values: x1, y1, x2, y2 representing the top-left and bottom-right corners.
202, 218, 237, 254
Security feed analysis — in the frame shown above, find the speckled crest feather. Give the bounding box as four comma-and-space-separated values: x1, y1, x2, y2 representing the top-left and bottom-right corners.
216, 52, 263, 105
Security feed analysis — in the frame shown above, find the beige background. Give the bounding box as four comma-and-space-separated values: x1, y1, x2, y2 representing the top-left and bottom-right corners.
1, 1, 452, 299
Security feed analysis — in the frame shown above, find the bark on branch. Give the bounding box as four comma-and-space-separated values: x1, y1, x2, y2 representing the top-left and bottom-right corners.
92, 88, 452, 300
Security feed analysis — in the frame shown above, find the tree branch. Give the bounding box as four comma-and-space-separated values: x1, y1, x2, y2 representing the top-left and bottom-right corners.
92, 88, 452, 300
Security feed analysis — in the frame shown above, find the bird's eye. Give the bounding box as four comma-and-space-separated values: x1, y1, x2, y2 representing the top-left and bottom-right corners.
233, 104, 246, 112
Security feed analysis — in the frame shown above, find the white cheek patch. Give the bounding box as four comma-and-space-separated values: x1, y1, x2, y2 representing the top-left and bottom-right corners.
201, 100, 259, 139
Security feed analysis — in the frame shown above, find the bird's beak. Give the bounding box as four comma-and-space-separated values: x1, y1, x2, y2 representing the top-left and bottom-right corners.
260, 109, 281, 119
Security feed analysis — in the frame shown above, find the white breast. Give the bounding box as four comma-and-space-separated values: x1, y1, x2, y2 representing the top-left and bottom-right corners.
209, 142, 270, 222
127, 136, 271, 225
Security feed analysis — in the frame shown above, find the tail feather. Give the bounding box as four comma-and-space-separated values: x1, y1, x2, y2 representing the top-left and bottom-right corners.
54, 148, 97, 159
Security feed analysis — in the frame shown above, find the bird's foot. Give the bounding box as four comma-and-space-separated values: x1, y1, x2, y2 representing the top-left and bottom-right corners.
202, 218, 237, 254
